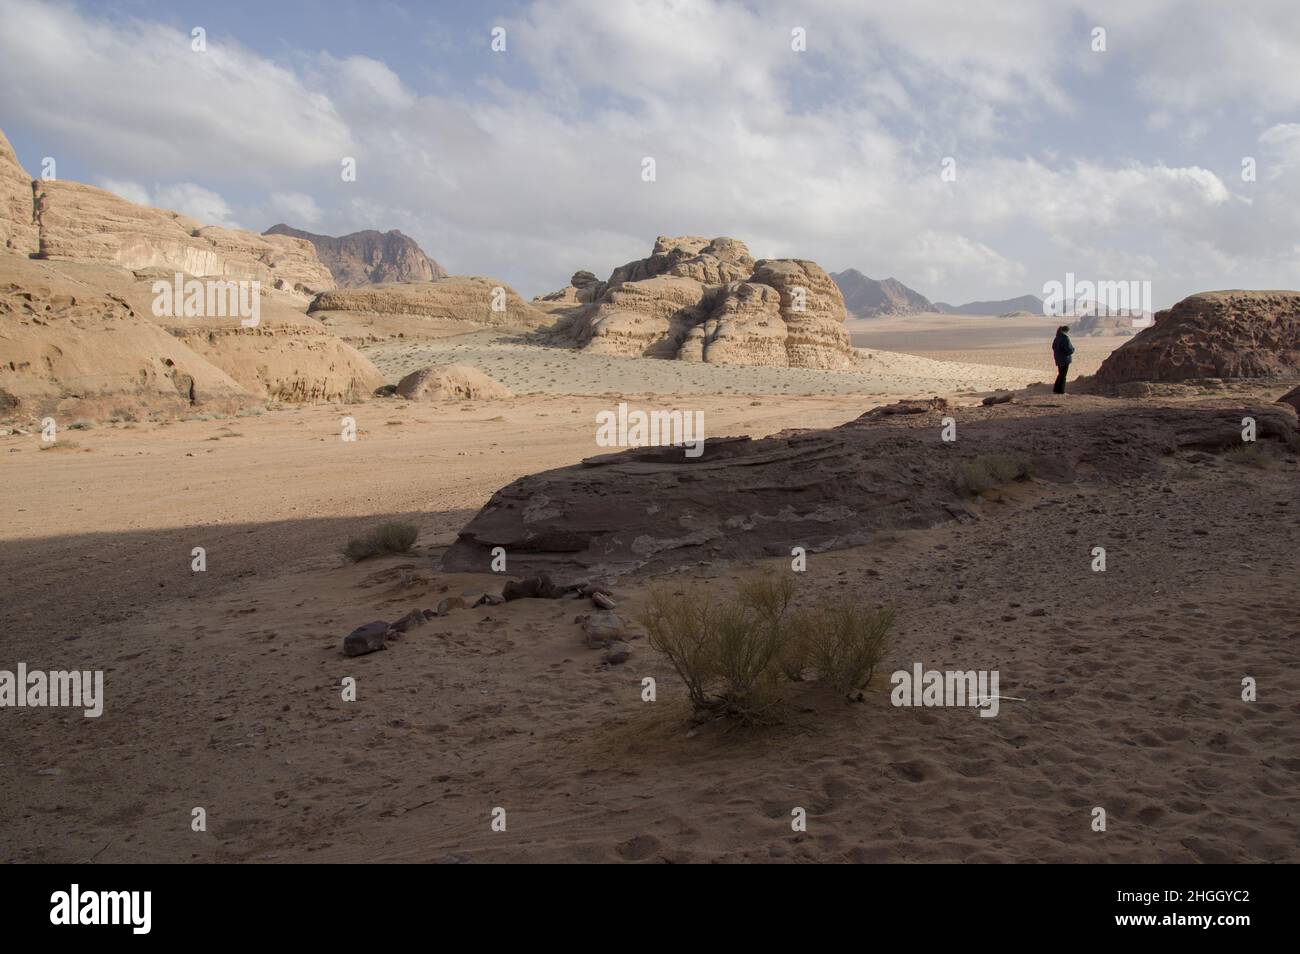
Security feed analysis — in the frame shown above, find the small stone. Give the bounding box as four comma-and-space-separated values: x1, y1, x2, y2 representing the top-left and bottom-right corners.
583, 611, 626, 647
391, 608, 427, 632
592, 591, 617, 610
343, 621, 389, 657
436, 596, 467, 616
603, 641, 632, 665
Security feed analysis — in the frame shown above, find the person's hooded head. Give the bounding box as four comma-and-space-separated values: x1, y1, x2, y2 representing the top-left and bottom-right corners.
1056, 325, 1070, 335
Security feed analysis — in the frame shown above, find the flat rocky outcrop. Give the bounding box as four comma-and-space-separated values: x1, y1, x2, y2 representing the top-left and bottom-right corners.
309, 276, 549, 329
264, 224, 447, 286
442, 397, 1299, 578
552, 236, 855, 368
1096, 291, 1300, 385
0, 129, 37, 254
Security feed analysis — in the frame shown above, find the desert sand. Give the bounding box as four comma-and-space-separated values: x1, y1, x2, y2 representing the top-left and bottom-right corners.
3, 373, 1297, 863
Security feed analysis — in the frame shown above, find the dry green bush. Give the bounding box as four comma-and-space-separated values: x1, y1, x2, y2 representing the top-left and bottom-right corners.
342, 521, 419, 562
805, 604, 894, 697
955, 453, 1035, 497
640, 573, 894, 722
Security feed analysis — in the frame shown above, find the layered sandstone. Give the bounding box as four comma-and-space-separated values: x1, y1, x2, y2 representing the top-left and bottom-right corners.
0, 256, 382, 417
309, 276, 549, 330
1096, 291, 1300, 385
33, 180, 333, 296
264, 224, 447, 286
0, 129, 37, 254
554, 236, 855, 368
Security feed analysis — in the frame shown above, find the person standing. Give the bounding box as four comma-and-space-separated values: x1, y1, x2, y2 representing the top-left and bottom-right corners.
1052, 325, 1075, 394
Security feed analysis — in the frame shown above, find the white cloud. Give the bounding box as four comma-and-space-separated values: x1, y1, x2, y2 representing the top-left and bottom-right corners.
153, 183, 238, 228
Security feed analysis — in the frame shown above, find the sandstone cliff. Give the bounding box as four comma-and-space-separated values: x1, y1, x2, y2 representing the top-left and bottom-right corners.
0, 129, 38, 254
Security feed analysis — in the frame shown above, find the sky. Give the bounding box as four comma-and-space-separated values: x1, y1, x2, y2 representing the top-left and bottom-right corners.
2, 0, 1299, 306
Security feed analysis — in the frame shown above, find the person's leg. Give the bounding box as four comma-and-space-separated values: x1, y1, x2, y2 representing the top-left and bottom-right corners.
1053, 364, 1067, 393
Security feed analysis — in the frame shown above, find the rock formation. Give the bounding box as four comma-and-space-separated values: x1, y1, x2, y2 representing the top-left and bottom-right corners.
1096, 291, 1300, 386
536, 270, 601, 305
308, 276, 549, 330
0, 129, 37, 254
264, 224, 447, 287
442, 399, 1299, 577
1276, 384, 1300, 415
395, 364, 513, 401
31, 180, 333, 297
0, 256, 382, 418
932, 294, 1046, 316
553, 236, 855, 369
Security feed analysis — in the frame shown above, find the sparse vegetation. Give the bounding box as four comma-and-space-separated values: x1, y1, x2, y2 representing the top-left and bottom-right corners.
1225, 443, 1278, 470
955, 452, 1035, 497
640, 572, 894, 723
68, 419, 94, 430
342, 521, 420, 562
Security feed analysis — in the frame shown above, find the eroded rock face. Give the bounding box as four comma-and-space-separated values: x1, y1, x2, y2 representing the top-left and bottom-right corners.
554, 236, 855, 368
33, 180, 334, 296
442, 399, 1299, 578
0, 256, 382, 416
0, 129, 37, 254
309, 276, 548, 328
395, 364, 513, 401
1276, 384, 1300, 415
1096, 291, 1300, 385
264, 224, 447, 286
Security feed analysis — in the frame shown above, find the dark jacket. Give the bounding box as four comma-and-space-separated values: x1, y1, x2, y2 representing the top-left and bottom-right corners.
1052, 331, 1075, 367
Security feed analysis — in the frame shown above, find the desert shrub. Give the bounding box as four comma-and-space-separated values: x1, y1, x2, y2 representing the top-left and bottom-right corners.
805, 604, 894, 697
342, 521, 419, 562
640, 573, 893, 722
1224, 443, 1278, 470
68, 419, 94, 430
955, 453, 1035, 497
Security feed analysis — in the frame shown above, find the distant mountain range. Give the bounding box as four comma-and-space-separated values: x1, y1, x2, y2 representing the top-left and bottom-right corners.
264, 224, 447, 287
831, 268, 1044, 318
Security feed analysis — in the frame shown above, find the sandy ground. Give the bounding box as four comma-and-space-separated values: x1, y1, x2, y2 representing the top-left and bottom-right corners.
849, 313, 1124, 377
2, 377, 1297, 863
359, 328, 1052, 396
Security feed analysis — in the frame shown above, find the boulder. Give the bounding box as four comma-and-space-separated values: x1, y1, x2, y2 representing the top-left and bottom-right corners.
394, 364, 513, 401
1276, 384, 1300, 415
1096, 291, 1300, 385
264, 224, 447, 286
343, 621, 390, 657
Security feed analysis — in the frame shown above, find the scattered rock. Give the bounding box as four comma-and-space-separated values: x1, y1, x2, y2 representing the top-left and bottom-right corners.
390, 608, 426, 633
591, 591, 617, 610
435, 596, 467, 616
343, 621, 389, 656
582, 612, 627, 648
982, 392, 1014, 406
502, 573, 566, 600
603, 641, 632, 665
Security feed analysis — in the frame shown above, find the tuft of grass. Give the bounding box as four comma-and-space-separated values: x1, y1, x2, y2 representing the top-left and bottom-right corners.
955, 452, 1035, 497
1224, 443, 1278, 470
342, 521, 419, 562
640, 572, 893, 723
